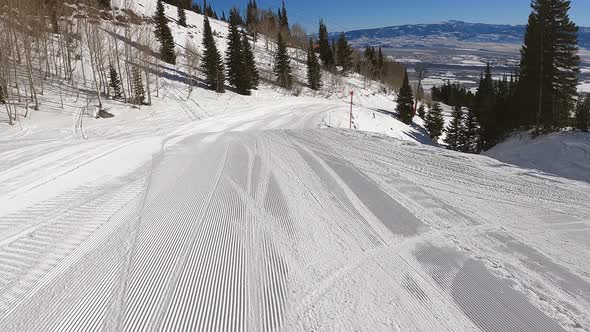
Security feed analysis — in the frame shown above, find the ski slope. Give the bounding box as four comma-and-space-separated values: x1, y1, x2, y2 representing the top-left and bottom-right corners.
1, 0, 589, 330
1, 99, 590, 331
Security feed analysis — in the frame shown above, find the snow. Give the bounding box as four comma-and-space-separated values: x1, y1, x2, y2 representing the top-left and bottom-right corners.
484, 131, 590, 184
1, 1, 589, 331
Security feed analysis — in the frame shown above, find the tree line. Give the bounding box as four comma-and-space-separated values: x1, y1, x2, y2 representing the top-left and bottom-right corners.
425, 0, 587, 152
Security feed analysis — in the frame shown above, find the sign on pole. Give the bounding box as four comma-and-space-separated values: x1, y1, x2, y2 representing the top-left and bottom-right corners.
350, 91, 354, 130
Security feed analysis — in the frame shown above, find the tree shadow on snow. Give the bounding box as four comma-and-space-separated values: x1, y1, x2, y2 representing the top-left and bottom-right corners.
105, 30, 161, 60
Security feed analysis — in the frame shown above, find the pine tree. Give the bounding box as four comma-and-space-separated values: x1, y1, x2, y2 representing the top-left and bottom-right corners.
517, 0, 580, 130
274, 32, 292, 89
417, 104, 426, 119
201, 16, 225, 92
247, 0, 258, 28
109, 64, 123, 99
396, 70, 414, 124
461, 108, 481, 153
225, 9, 250, 95
318, 19, 333, 68
377, 46, 384, 79
425, 102, 445, 142
331, 38, 338, 67
575, 94, 590, 132
336, 33, 353, 74
472, 63, 497, 150
242, 32, 259, 89
221, 11, 227, 22
494, 74, 511, 136
445, 105, 465, 151
132, 66, 145, 105
279, 0, 289, 32
177, 6, 187, 27
306, 38, 322, 90
364, 46, 377, 78
204, 1, 215, 18
193, 4, 202, 14
154, 0, 176, 65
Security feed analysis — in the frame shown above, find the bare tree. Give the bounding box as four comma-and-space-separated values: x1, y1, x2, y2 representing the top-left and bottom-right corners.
81, 15, 104, 111
184, 38, 200, 96
139, 22, 154, 106
290, 24, 307, 61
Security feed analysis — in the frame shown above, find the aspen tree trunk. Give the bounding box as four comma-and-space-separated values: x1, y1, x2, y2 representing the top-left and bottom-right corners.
83, 19, 103, 111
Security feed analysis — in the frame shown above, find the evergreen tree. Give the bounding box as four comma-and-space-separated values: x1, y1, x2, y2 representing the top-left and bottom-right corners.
517, 0, 580, 130
431, 81, 475, 107
154, 0, 176, 65
336, 33, 353, 74
221, 11, 227, 22
575, 94, 590, 132
278, 0, 289, 32
98, 0, 111, 9
108, 64, 123, 99
204, 1, 215, 18
396, 70, 414, 124
277, 8, 283, 28
242, 32, 259, 89
494, 74, 512, 138
364, 46, 377, 77
274, 32, 292, 89
177, 6, 187, 27
364, 46, 375, 63
193, 3, 202, 14
131, 67, 145, 105
225, 9, 250, 95
417, 104, 426, 119
425, 102, 445, 142
318, 20, 333, 68
247, 0, 258, 28
331, 38, 338, 67
445, 105, 465, 151
306, 38, 322, 90
201, 16, 225, 92
472, 63, 497, 150
461, 108, 481, 153
377, 46, 384, 79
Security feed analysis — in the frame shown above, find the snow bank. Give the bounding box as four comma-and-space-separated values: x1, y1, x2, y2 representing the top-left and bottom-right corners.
484, 131, 590, 183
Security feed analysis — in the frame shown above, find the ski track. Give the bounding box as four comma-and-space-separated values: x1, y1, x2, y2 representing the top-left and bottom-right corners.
1, 104, 589, 331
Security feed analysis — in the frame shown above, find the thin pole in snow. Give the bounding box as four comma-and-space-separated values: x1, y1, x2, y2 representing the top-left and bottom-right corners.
350, 90, 354, 130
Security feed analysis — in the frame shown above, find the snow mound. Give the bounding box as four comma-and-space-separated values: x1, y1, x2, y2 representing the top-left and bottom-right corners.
484, 131, 590, 183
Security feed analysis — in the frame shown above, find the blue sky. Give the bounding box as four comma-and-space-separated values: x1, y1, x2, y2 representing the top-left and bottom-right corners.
198, 0, 590, 32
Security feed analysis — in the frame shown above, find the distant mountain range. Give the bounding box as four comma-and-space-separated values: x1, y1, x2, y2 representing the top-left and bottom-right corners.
335, 21, 590, 50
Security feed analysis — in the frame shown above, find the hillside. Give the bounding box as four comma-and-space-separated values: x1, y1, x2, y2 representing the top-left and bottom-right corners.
0, 0, 427, 143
